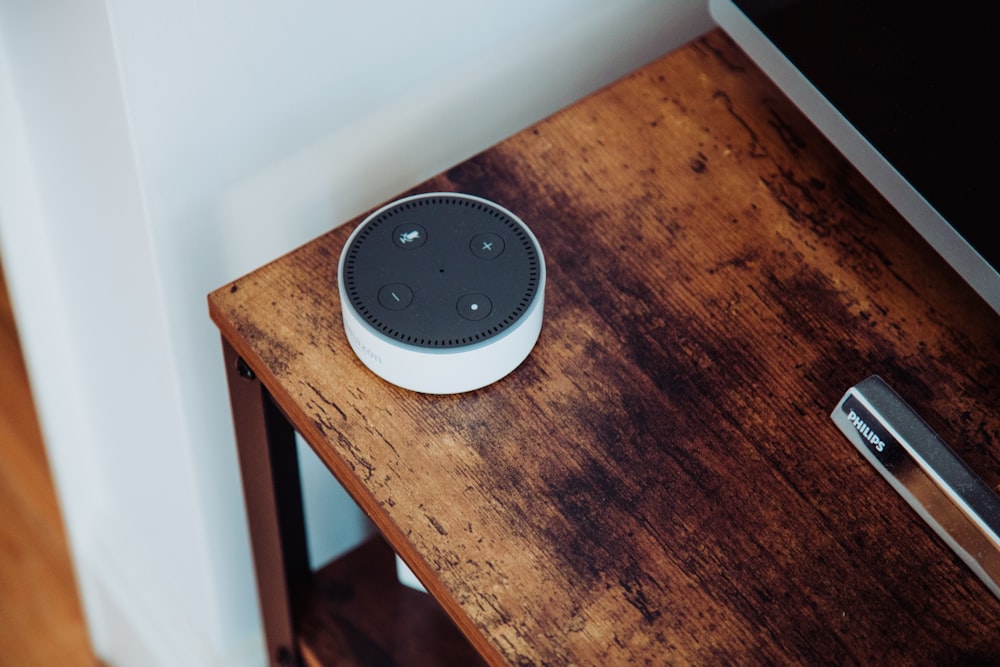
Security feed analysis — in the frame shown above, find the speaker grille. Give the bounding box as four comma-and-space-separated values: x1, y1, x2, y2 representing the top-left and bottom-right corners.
342, 194, 542, 349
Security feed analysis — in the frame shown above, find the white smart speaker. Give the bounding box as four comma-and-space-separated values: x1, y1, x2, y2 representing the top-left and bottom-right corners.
338, 193, 545, 394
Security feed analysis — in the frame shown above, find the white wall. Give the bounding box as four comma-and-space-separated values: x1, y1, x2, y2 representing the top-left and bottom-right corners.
0, 1, 712, 665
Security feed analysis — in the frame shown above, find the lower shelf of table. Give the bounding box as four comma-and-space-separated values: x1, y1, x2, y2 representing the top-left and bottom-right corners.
296, 535, 488, 667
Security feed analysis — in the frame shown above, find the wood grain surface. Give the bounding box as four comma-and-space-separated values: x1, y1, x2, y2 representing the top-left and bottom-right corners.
210, 30, 1000, 666
297, 535, 487, 667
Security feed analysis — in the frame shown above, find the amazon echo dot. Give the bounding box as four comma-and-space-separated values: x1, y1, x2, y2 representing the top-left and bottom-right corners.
338, 192, 545, 394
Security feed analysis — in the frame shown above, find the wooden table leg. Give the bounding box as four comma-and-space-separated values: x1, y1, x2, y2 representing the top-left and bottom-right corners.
222, 338, 310, 667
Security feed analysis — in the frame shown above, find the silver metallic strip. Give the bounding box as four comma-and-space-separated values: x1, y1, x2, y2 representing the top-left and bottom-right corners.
832, 375, 1000, 601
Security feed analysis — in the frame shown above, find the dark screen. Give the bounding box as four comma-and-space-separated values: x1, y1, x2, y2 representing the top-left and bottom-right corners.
734, 0, 998, 268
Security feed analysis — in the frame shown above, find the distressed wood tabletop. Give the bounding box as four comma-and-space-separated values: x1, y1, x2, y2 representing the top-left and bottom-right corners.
209, 30, 1000, 666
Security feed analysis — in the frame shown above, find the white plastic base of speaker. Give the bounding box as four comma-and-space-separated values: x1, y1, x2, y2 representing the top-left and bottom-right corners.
339, 284, 544, 394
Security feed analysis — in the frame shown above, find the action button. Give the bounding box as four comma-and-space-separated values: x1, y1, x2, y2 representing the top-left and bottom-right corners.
457, 293, 492, 321
378, 283, 413, 310
470, 233, 504, 259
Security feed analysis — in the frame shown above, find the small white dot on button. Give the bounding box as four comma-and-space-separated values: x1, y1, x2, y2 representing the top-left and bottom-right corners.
457, 293, 492, 321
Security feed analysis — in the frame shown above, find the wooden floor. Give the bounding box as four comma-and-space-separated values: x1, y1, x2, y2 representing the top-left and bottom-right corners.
0, 259, 100, 666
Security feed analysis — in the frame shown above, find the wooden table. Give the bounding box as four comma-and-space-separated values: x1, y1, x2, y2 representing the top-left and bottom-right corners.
208, 30, 1000, 666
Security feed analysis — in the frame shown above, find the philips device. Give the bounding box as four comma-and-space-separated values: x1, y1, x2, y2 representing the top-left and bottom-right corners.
833, 376, 1000, 601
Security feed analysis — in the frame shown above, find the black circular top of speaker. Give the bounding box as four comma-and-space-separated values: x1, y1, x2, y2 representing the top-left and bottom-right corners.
340, 194, 542, 349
